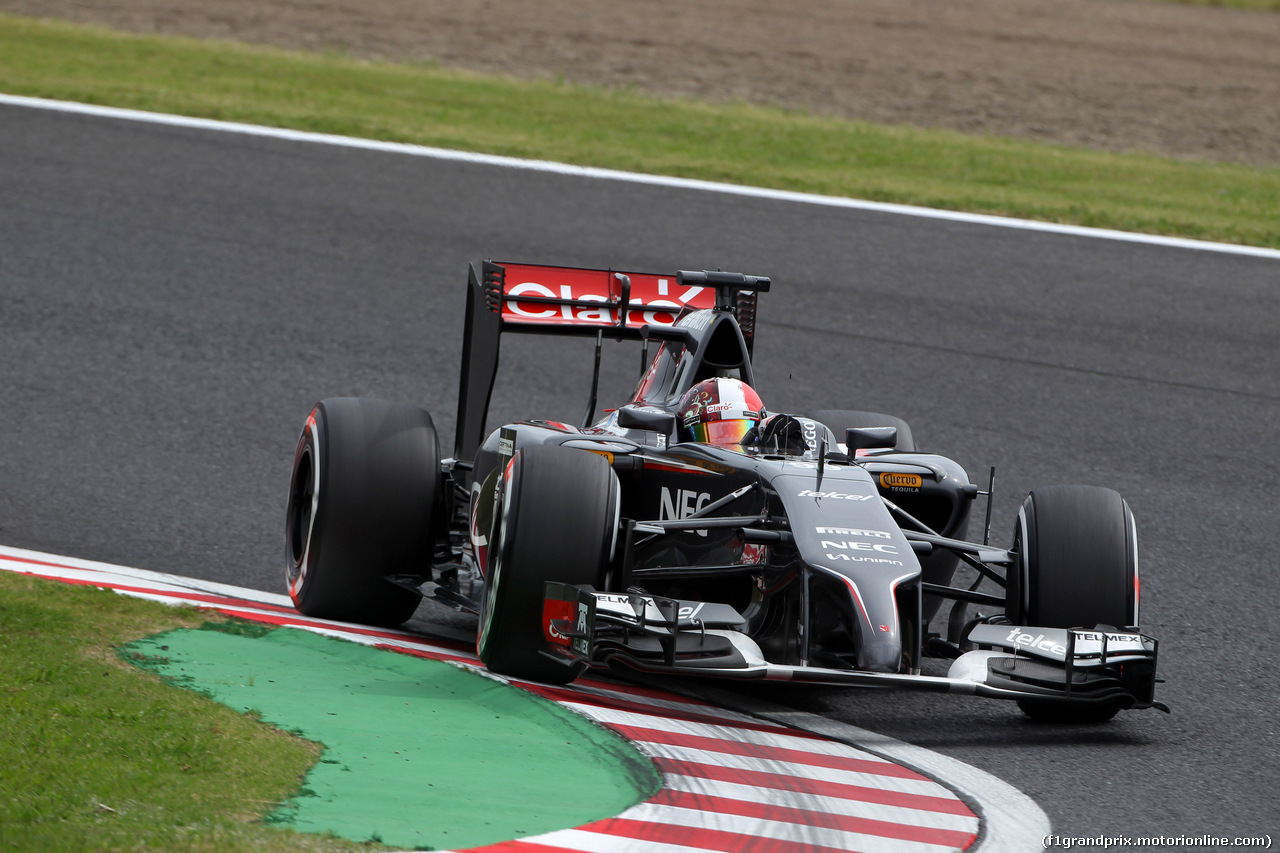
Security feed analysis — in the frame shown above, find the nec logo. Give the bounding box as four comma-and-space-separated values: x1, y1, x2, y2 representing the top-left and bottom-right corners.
821, 540, 899, 554
798, 490, 873, 500
660, 487, 711, 536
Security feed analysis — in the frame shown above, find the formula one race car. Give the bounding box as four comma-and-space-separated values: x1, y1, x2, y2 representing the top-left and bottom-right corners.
285, 261, 1166, 722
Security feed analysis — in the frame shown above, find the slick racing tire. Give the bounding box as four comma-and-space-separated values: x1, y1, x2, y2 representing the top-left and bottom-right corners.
803, 409, 916, 453
1007, 485, 1138, 723
286, 398, 441, 627
478, 444, 619, 685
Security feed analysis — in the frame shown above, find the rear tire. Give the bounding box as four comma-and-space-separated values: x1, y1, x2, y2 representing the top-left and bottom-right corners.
804, 409, 916, 452
477, 444, 619, 685
1007, 485, 1138, 723
285, 398, 441, 626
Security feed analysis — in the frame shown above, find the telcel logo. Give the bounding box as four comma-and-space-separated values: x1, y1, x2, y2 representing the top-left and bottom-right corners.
798, 490, 873, 500
678, 603, 706, 621
1005, 628, 1067, 657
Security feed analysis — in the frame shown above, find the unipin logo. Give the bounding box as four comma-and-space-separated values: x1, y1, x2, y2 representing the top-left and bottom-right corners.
824, 554, 904, 566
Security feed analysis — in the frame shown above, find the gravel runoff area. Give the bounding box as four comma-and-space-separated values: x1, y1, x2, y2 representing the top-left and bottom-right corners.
4, 0, 1278, 167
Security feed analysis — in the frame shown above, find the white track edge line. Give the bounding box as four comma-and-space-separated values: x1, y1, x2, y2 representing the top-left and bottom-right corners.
0, 543, 293, 606
2, 92, 1277, 261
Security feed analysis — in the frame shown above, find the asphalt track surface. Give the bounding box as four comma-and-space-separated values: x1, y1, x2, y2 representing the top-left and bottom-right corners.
2, 100, 1278, 848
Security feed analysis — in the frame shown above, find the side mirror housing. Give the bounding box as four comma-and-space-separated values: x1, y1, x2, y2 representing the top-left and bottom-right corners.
618, 407, 677, 435
846, 426, 898, 452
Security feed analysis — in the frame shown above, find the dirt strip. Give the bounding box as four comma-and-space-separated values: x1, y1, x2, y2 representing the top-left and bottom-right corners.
3, 0, 1278, 167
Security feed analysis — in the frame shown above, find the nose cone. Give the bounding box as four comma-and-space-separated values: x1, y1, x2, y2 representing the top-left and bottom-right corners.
859, 637, 902, 673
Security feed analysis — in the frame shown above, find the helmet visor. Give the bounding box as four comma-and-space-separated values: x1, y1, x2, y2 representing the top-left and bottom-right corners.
688, 418, 756, 446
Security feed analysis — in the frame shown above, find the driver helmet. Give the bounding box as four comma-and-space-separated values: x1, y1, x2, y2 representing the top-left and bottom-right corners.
677, 378, 766, 446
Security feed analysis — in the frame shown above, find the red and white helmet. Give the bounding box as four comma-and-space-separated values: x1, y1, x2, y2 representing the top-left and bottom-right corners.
677, 378, 766, 447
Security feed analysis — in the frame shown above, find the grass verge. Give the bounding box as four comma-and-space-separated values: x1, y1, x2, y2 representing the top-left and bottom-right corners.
2, 13, 1278, 250
0, 571, 377, 852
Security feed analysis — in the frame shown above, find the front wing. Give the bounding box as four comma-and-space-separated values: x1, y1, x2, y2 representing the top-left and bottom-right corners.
542, 584, 1167, 712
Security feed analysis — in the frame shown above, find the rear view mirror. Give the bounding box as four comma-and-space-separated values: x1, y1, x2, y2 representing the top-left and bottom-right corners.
618, 407, 677, 435
846, 427, 898, 452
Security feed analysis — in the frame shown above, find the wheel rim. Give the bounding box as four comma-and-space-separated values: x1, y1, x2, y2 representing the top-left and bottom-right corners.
285, 422, 320, 597
477, 457, 517, 660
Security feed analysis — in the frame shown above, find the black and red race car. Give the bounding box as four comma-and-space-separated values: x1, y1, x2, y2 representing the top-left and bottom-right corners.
285, 261, 1166, 722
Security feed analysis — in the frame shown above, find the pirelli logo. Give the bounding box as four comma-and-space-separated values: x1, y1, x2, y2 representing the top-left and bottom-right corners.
879, 472, 922, 490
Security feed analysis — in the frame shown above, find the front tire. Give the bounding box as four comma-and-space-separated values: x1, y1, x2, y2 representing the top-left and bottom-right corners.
1007, 485, 1139, 723
477, 444, 619, 685
285, 398, 441, 626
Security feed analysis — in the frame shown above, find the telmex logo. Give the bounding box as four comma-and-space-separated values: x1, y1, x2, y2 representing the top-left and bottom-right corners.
507, 280, 707, 327
879, 472, 922, 489
1075, 631, 1145, 646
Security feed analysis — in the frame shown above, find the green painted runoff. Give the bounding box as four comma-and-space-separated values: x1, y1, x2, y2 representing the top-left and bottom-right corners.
122, 624, 659, 850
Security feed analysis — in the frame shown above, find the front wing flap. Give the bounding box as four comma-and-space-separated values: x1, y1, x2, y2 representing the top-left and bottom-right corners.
542, 584, 1166, 712
956, 624, 1166, 711
543, 582, 750, 671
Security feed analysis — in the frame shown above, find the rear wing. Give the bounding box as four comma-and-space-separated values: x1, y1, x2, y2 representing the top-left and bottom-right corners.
454, 260, 768, 461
